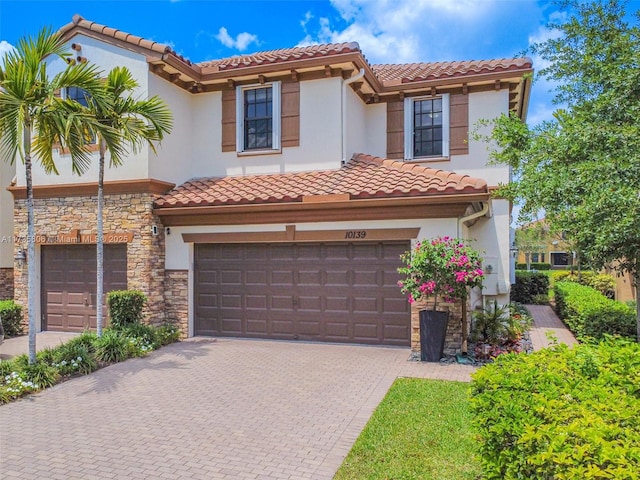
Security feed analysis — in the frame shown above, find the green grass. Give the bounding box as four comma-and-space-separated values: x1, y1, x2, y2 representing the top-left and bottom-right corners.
335, 378, 480, 480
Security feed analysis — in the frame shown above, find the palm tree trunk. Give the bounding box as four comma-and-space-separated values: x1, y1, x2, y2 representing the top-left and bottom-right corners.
24, 125, 37, 364
96, 142, 105, 337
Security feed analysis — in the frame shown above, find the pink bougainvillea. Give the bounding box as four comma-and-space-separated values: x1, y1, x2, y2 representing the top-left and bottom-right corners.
397, 236, 485, 310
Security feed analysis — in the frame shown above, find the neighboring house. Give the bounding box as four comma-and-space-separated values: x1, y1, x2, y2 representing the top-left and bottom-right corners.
6, 15, 532, 355
516, 220, 575, 269
0, 154, 14, 300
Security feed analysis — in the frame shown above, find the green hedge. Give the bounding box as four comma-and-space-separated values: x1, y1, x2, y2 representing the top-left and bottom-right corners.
0, 300, 23, 337
516, 262, 551, 270
551, 271, 616, 298
554, 281, 636, 340
106, 290, 147, 327
471, 339, 640, 480
510, 271, 550, 304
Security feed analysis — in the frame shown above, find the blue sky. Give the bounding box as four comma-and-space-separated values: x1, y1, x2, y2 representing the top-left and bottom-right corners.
0, 0, 567, 125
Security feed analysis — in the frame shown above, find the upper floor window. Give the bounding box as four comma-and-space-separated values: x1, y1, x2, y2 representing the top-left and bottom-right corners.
236, 82, 281, 153
403, 94, 449, 160
63, 87, 97, 144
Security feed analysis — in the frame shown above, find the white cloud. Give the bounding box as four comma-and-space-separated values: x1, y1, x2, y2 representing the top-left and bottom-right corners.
0, 40, 15, 63
298, 0, 500, 64
215, 27, 259, 52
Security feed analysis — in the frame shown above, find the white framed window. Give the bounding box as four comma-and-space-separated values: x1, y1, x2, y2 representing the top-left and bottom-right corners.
404, 93, 449, 160
236, 81, 281, 153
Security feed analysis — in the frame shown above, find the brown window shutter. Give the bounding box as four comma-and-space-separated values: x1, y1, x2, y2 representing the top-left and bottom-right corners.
386, 101, 404, 159
449, 93, 469, 155
221, 89, 236, 152
281, 81, 300, 148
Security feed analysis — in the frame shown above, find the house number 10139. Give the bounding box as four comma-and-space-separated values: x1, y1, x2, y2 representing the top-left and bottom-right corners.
345, 230, 367, 239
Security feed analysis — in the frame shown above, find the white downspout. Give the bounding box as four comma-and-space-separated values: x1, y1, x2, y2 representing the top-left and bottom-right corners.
457, 201, 490, 238
342, 68, 366, 164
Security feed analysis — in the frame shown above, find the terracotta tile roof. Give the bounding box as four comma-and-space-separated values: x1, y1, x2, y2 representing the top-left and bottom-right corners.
372, 58, 533, 83
59, 14, 194, 66
154, 153, 487, 208
198, 42, 361, 71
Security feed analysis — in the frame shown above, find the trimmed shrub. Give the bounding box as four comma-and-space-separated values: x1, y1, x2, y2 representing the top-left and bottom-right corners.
107, 290, 147, 327
510, 271, 550, 303
471, 339, 640, 480
551, 270, 616, 297
516, 262, 551, 270
0, 300, 23, 337
554, 281, 636, 340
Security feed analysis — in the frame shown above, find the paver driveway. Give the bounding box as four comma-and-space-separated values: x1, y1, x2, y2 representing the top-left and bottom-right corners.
1, 338, 419, 480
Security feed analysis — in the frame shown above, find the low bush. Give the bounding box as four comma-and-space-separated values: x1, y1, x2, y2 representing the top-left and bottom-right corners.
155, 323, 181, 346
107, 290, 147, 327
516, 262, 551, 270
114, 323, 158, 357
95, 329, 130, 363
551, 271, 616, 297
21, 362, 59, 389
554, 281, 636, 340
510, 271, 550, 304
470, 339, 640, 480
53, 342, 98, 376
0, 300, 23, 337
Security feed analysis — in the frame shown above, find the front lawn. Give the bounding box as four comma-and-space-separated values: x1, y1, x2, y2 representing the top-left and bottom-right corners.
335, 377, 480, 480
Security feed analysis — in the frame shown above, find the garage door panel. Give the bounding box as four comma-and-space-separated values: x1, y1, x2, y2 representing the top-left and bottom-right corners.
194, 242, 409, 345
246, 295, 267, 309
298, 296, 322, 311
272, 270, 294, 285
271, 295, 294, 310
353, 297, 378, 312
221, 294, 242, 308
42, 245, 127, 332
272, 319, 295, 334
325, 296, 349, 312
246, 319, 268, 334
246, 270, 267, 284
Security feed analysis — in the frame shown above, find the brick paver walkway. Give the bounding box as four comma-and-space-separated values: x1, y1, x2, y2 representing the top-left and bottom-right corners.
526, 304, 578, 350
0, 338, 475, 480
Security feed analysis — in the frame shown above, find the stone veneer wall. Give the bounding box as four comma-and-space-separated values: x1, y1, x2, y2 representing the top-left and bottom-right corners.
410, 299, 464, 357
13, 192, 166, 328
165, 269, 188, 337
0, 267, 14, 300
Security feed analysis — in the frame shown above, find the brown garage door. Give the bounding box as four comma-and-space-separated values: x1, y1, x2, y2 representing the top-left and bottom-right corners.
42, 244, 127, 332
194, 242, 410, 346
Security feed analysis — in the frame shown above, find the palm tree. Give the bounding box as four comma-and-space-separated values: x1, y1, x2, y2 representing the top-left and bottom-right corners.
0, 27, 105, 363
83, 66, 172, 336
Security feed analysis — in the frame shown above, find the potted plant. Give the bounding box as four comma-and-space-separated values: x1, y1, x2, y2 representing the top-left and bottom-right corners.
398, 236, 484, 361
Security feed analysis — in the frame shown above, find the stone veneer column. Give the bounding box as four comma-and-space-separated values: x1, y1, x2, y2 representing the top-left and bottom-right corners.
410, 298, 464, 356
0, 268, 14, 300
13, 192, 166, 329
165, 269, 189, 337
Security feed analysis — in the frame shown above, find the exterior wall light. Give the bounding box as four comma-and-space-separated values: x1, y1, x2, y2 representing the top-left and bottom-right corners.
15, 248, 26, 267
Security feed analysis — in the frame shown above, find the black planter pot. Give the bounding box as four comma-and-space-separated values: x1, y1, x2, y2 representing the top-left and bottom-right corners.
419, 310, 450, 362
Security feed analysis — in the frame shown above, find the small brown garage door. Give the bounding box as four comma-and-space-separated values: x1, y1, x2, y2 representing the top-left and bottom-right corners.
42, 244, 127, 332
194, 242, 410, 346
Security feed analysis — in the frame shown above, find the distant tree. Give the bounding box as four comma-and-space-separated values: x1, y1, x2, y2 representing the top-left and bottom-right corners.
0, 28, 105, 363
515, 222, 547, 270
479, 0, 640, 340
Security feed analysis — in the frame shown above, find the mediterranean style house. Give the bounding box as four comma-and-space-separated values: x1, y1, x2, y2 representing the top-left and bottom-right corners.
3, 15, 533, 354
